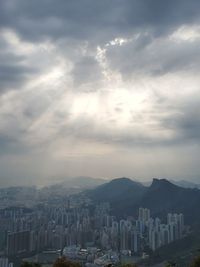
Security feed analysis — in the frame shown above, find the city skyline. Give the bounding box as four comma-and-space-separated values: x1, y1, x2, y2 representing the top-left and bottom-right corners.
0, 175, 198, 266
0, 0, 200, 186
4, 204, 186, 256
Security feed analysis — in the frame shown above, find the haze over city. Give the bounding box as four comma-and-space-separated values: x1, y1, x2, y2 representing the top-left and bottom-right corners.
0, 0, 200, 187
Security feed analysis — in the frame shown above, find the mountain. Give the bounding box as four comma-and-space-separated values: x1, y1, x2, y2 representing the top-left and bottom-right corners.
62, 176, 107, 189
39, 177, 107, 198
86, 177, 200, 223
136, 178, 200, 223
170, 179, 200, 189
87, 177, 147, 215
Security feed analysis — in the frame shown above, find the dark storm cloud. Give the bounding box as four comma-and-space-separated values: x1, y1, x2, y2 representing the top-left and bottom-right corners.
0, 62, 36, 92
1, 0, 200, 43
0, 36, 37, 93
1, 0, 200, 92
0, 0, 125, 43
125, 0, 200, 34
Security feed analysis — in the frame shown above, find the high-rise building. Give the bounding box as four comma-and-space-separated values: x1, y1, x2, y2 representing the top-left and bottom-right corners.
131, 230, 139, 253
160, 224, 170, 246
149, 229, 160, 251
7, 231, 30, 256
0, 258, 8, 267
167, 213, 184, 239
178, 213, 184, 238
138, 208, 150, 223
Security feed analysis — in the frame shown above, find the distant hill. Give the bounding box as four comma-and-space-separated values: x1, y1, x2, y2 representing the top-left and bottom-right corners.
145, 228, 200, 267
61, 176, 107, 189
39, 177, 107, 198
170, 179, 200, 189
87, 177, 200, 223
138, 179, 200, 223
87, 177, 147, 216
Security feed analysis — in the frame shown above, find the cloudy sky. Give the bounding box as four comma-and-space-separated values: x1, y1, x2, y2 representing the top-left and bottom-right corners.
0, 0, 200, 186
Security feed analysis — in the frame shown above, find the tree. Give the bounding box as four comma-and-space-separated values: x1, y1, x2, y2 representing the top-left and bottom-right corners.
165, 261, 177, 267
190, 256, 200, 267
53, 257, 80, 267
21, 262, 41, 267
121, 263, 138, 267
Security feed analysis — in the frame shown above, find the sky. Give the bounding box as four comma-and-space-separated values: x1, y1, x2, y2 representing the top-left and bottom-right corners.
0, 0, 200, 187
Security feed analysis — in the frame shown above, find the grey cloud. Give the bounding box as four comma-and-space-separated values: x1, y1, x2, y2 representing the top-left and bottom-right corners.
125, 0, 200, 33
1, 0, 200, 44
0, 134, 29, 156
56, 115, 168, 147
161, 100, 200, 143
137, 90, 200, 146
71, 56, 103, 89
0, 37, 37, 93
0, 135, 15, 152
0, 0, 200, 184
0, 0, 125, 43
1, 0, 200, 93
105, 34, 200, 78
0, 63, 36, 92
22, 99, 50, 120
151, 41, 200, 76
47, 89, 200, 148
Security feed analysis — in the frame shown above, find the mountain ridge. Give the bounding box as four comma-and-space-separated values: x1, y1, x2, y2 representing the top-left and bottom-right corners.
86, 177, 200, 223
86, 177, 147, 216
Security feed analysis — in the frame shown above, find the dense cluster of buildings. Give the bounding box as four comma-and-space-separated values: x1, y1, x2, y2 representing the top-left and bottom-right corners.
137, 208, 185, 251
0, 202, 185, 261
0, 258, 13, 267
0, 185, 187, 267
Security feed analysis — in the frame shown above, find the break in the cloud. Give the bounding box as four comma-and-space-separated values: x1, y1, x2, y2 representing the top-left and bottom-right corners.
0, 0, 200, 186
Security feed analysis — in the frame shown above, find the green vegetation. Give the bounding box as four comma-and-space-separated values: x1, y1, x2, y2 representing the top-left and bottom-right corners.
142, 227, 200, 267
190, 256, 200, 267
53, 257, 80, 267
121, 264, 138, 267
165, 262, 178, 267
20, 262, 41, 267
165, 256, 200, 266
20, 255, 200, 267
